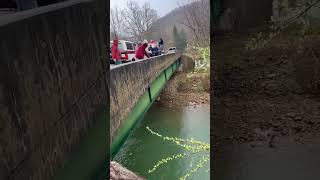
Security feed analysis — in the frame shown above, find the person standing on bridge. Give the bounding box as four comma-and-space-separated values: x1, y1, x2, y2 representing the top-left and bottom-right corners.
135, 40, 150, 60
159, 38, 164, 55
136, 42, 142, 51
111, 36, 122, 65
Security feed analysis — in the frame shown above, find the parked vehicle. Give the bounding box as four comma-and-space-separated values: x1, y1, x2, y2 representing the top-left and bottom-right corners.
168, 47, 176, 53
110, 40, 136, 62
146, 44, 153, 57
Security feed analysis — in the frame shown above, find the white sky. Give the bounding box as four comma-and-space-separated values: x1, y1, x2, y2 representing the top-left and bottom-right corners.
111, 0, 181, 17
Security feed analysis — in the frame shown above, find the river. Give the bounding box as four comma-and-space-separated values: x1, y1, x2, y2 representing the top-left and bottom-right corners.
113, 103, 210, 180
213, 143, 320, 180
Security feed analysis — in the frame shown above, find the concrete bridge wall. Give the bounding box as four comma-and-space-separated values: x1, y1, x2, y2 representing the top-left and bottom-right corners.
110, 53, 181, 151
0, 0, 107, 179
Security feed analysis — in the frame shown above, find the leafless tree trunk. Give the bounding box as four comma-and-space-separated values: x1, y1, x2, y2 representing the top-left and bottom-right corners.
110, 7, 125, 38
124, 0, 158, 41
179, 0, 210, 47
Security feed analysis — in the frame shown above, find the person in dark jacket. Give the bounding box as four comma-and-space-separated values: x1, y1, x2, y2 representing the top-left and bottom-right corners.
135, 40, 150, 60
152, 46, 159, 56
159, 38, 164, 55
148, 44, 152, 51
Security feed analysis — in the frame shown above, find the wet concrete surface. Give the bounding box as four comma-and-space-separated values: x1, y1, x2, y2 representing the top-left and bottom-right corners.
213, 143, 320, 180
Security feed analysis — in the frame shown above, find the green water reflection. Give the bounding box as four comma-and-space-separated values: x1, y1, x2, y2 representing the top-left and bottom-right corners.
114, 104, 210, 180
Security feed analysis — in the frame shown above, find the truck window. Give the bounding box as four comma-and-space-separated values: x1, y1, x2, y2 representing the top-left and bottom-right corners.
125, 42, 134, 50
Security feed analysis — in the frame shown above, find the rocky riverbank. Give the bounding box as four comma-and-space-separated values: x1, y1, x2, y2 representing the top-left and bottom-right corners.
156, 71, 210, 109
110, 161, 144, 180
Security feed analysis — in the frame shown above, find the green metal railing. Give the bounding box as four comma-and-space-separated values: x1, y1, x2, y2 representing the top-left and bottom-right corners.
111, 58, 181, 158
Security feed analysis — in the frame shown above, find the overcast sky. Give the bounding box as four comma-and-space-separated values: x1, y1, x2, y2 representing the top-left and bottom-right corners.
111, 0, 181, 17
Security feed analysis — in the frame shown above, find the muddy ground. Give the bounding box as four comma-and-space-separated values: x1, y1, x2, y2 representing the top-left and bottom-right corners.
157, 71, 210, 109
212, 34, 320, 149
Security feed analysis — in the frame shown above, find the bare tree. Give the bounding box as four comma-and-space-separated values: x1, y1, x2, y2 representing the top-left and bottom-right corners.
110, 7, 125, 38
124, 0, 159, 41
179, 0, 210, 46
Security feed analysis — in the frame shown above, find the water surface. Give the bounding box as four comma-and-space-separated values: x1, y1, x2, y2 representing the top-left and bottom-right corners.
213, 143, 320, 180
114, 104, 210, 180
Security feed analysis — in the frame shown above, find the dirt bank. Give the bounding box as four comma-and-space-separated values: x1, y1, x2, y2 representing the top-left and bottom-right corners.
213, 34, 320, 148
110, 161, 144, 180
157, 72, 210, 109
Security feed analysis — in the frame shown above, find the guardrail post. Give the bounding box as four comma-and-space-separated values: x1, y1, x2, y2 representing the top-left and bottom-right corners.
164, 69, 167, 81
147, 86, 152, 102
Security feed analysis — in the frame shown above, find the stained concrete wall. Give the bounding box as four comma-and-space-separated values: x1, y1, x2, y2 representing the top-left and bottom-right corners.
0, 0, 107, 179
110, 53, 180, 144
180, 55, 195, 73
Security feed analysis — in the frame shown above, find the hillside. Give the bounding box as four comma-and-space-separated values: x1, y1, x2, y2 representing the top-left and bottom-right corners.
149, 2, 196, 47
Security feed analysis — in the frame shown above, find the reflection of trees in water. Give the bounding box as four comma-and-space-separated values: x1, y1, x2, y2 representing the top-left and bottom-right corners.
273, 0, 320, 18
273, 0, 289, 17
245, 0, 320, 51
215, 0, 273, 31
146, 126, 209, 180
